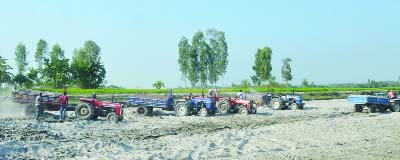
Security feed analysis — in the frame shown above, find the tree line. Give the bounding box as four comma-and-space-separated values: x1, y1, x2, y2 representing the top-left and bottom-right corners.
0, 39, 106, 89
178, 29, 294, 88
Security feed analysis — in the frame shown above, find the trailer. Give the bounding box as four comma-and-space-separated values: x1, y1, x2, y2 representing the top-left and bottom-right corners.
126, 90, 174, 116
348, 95, 400, 113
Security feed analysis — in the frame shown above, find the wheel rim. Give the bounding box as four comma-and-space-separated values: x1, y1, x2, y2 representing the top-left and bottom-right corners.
138, 108, 145, 114
177, 105, 186, 115
240, 109, 248, 115
273, 102, 280, 108
200, 108, 207, 116
291, 104, 297, 110
220, 103, 228, 111
80, 107, 89, 115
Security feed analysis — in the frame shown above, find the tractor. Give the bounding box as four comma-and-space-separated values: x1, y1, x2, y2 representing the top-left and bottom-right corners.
175, 96, 218, 117
216, 98, 257, 115
75, 98, 124, 122
262, 90, 305, 110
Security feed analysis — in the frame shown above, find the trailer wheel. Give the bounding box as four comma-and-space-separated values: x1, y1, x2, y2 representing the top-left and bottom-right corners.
25, 104, 36, 116
136, 105, 150, 116
368, 105, 377, 113
379, 105, 387, 113
391, 104, 400, 112
353, 105, 362, 112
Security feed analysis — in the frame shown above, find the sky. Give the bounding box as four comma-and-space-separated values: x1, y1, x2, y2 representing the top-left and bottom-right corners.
0, 0, 399, 88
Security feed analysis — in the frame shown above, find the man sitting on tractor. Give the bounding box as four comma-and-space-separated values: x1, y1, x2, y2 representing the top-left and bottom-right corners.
387, 90, 395, 99
237, 90, 244, 99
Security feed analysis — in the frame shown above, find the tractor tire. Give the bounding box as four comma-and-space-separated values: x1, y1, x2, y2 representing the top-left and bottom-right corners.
353, 105, 363, 112
249, 106, 257, 114
239, 107, 249, 115
368, 105, 377, 113
216, 100, 229, 113
271, 98, 284, 110
290, 103, 298, 110
199, 108, 209, 117
379, 105, 387, 113
25, 104, 36, 116
136, 105, 150, 116
92, 115, 98, 120
75, 103, 95, 120
107, 113, 118, 122
175, 102, 190, 116
391, 104, 400, 112
118, 116, 124, 121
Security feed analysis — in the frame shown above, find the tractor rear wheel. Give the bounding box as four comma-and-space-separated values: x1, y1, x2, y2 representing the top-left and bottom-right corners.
216, 100, 229, 113
391, 104, 400, 112
25, 104, 35, 116
239, 107, 249, 115
107, 113, 118, 122
136, 105, 150, 116
290, 103, 298, 110
199, 108, 208, 117
271, 98, 283, 110
175, 102, 190, 116
75, 103, 95, 120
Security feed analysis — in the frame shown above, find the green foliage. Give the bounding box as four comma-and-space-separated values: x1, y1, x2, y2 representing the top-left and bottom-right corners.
281, 58, 292, 85
152, 80, 165, 89
14, 42, 28, 74
178, 37, 191, 87
178, 28, 229, 87
34, 39, 48, 71
42, 44, 70, 88
302, 78, 309, 87
252, 46, 272, 83
239, 79, 251, 88
71, 40, 106, 89
0, 56, 13, 85
13, 73, 29, 87
25, 68, 38, 88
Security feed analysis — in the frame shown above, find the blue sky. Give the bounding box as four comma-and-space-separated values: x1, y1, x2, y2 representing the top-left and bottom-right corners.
0, 0, 399, 88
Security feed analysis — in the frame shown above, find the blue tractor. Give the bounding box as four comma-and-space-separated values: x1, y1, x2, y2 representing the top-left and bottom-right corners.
127, 89, 174, 116
175, 96, 218, 117
263, 90, 305, 110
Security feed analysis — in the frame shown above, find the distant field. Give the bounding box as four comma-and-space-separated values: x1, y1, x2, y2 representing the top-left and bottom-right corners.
36, 87, 400, 95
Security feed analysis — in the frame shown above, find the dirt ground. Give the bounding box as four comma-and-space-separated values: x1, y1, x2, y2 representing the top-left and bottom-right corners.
1, 99, 400, 160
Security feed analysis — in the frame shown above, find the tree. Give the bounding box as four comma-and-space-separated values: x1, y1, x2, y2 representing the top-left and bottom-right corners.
13, 73, 29, 88
252, 46, 272, 84
240, 79, 251, 88
15, 42, 28, 74
42, 44, 70, 88
25, 67, 39, 88
34, 39, 48, 71
71, 41, 106, 89
281, 58, 293, 87
302, 79, 309, 87
152, 80, 165, 89
250, 75, 261, 86
206, 28, 228, 86
178, 29, 229, 87
0, 56, 13, 87
178, 37, 191, 87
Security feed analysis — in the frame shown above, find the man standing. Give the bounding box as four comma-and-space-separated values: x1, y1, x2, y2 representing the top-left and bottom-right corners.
237, 90, 244, 99
35, 93, 42, 121
59, 92, 68, 122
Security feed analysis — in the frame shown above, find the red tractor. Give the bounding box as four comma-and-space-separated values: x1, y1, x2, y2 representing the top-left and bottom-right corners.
216, 98, 257, 115
75, 98, 124, 122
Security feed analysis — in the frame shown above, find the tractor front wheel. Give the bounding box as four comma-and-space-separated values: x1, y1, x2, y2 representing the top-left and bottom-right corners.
249, 106, 257, 114
75, 103, 95, 120
107, 113, 118, 122
290, 103, 298, 110
368, 105, 377, 113
239, 107, 249, 115
199, 108, 209, 117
